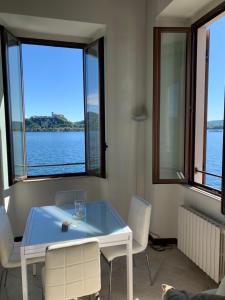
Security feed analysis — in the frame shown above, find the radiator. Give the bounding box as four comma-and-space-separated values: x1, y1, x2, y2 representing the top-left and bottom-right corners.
178, 206, 225, 283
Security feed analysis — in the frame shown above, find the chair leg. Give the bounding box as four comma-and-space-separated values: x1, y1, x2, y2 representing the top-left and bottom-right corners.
145, 250, 153, 285
4, 269, 8, 287
109, 261, 113, 297
95, 292, 100, 300
0, 269, 5, 288
133, 256, 136, 268
32, 264, 37, 276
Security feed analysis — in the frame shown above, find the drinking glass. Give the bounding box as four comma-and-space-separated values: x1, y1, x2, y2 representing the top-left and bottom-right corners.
74, 200, 86, 219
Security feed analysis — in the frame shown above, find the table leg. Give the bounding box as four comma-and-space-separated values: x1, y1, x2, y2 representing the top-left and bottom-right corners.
126, 233, 133, 300
21, 247, 28, 300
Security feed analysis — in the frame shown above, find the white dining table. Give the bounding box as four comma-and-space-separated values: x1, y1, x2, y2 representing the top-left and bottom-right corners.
20, 200, 133, 300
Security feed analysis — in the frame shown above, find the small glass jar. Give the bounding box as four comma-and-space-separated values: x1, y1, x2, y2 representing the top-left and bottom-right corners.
74, 200, 86, 219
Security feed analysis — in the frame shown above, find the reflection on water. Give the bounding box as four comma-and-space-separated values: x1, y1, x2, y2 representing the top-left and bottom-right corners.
205, 129, 223, 190
26, 131, 85, 176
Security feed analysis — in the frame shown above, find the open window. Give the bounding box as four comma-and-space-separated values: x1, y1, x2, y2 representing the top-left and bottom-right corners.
190, 3, 225, 212
192, 21, 224, 194
152, 27, 191, 184
1, 27, 26, 185
153, 2, 225, 215
84, 37, 106, 178
0, 26, 106, 184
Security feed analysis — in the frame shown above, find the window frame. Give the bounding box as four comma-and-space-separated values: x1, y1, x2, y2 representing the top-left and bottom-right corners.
1, 34, 106, 181
84, 37, 106, 178
0, 26, 28, 185
152, 2, 225, 207
152, 27, 192, 184
189, 1, 225, 197
0, 26, 14, 185
21, 38, 87, 179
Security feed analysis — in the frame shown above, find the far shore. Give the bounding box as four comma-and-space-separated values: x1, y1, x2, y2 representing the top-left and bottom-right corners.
207, 127, 223, 130
26, 129, 84, 132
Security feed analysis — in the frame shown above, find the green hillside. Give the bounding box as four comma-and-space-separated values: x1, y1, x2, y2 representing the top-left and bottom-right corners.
207, 120, 223, 129
25, 114, 84, 132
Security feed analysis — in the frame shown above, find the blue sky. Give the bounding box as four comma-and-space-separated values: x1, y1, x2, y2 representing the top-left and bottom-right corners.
22, 45, 85, 122
207, 16, 225, 121
22, 19, 225, 123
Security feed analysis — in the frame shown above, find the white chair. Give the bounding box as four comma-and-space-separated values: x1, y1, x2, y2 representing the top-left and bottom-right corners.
101, 195, 152, 294
54, 190, 87, 206
42, 238, 101, 300
0, 206, 43, 288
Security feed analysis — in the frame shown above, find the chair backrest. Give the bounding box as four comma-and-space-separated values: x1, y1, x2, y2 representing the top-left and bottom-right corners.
44, 238, 101, 300
0, 206, 14, 267
128, 195, 152, 251
55, 190, 87, 206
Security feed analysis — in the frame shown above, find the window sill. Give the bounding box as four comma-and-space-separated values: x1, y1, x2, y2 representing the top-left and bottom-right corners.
23, 173, 87, 183
183, 184, 221, 203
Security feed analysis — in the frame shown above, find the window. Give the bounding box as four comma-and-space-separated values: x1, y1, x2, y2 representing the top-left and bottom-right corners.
152, 2, 225, 214
0, 26, 106, 184
22, 44, 85, 177
152, 27, 191, 183
193, 16, 225, 194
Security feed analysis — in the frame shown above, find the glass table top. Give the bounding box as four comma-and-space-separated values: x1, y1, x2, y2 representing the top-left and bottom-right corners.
25, 201, 128, 246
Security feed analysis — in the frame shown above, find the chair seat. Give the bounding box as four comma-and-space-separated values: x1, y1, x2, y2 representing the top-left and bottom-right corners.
101, 239, 144, 262
5, 242, 44, 268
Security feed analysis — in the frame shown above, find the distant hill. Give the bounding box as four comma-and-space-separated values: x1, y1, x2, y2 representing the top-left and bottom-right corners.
207, 120, 223, 129
25, 114, 84, 132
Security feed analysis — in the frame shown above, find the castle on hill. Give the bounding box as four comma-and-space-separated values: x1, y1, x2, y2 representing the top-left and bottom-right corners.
51, 112, 65, 118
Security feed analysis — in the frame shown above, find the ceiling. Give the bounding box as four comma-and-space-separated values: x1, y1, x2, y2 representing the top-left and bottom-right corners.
159, 0, 223, 20
0, 13, 106, 43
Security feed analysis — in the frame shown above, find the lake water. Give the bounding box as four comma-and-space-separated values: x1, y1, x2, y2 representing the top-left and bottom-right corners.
205, 129, 223, 190
26, 130, 223, 190
26, 131, 85, 176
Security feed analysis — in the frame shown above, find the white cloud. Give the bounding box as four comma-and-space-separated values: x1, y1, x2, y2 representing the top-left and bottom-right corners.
87, 93, 98, 106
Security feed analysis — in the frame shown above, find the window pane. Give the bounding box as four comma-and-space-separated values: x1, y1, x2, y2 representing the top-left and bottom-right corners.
6, 34, 26, 179
205, 130, 222, 189
194, 17, 225, 192
85, 38, 105, 177
22, 45, 85, 176
159, 32, 187, 179
0, 31, 9, 188
205, 19, 225, 191
86, 44, 100, 173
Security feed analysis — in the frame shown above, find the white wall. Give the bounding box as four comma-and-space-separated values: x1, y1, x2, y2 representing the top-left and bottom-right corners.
0, 0, 147, 236
145, 0, 182, 239
1, 0, 225, 239
145, 0, 225, 239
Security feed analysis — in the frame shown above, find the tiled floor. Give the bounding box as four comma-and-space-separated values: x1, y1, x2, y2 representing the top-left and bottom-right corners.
0, 246, 217, 300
